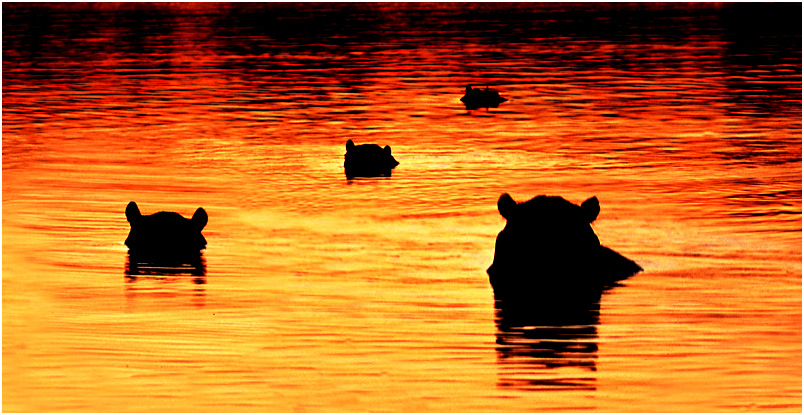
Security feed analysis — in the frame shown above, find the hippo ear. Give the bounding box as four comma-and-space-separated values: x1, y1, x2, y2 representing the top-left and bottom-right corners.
192, 207, 208, 231
497, 193, 517, 220
384, 145, 392, 155
346, 140, 355, 152
580, 196, 600, 223
125, 201, 141, 223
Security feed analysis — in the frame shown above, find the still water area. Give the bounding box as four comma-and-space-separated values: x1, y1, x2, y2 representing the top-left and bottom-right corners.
2, 3, 801, 412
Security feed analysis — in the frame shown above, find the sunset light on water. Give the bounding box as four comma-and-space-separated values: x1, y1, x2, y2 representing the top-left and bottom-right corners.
3, 3, 801, 412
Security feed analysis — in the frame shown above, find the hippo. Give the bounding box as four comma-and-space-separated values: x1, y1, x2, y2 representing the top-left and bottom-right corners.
344, 139, 399, 178
124, 201, 208, 256
461, 85, 507, 110
487, 193, 642, 304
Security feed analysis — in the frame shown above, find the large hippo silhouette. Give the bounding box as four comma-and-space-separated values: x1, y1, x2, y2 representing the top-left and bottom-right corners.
124, 201, 208, 256
487, 193, 641, 303
344, 139, 399, 178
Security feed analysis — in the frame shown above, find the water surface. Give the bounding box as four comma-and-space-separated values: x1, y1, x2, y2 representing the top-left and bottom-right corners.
3, 3, 801, 412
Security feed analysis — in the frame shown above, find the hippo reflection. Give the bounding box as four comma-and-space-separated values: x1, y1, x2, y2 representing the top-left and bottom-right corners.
344, 139, 399, 178
125, 201, 208, 256
495, 299, 601, 391
125, 251, 206, 281
125, 252, 206, 307
487, 193, 642, 304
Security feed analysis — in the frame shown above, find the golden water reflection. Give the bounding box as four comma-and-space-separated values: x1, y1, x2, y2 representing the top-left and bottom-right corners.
3, 2, 801, 412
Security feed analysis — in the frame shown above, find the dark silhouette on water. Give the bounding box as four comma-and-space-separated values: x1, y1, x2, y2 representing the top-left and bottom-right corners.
124, 201, 208, 257
488, 193, 640, 391
487, 193, 641, 305
124, 202, 208, 301
344, 139, 399, 178
461, 85, 507, 110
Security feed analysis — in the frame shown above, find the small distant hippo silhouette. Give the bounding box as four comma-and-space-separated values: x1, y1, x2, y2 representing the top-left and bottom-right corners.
124, 202, 208, 254
461, 85, 507, 110
487, 193, 641, 303
344, 139, 399, 178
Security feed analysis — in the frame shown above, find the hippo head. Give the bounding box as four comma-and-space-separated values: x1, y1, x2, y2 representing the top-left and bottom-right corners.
487, 193, 641, 303
344, 139, 399, 178
487, 193, 602, 279
124, 202, 208, 255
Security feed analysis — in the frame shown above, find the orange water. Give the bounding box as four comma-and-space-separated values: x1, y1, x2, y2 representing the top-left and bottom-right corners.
3, 3, 801, 412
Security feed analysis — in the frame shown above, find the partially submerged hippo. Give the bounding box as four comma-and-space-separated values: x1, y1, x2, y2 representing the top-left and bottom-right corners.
344, 139, 399, 178
487, 193, 641, 303
124, 202, 208, 255
461, 85, 507, 110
